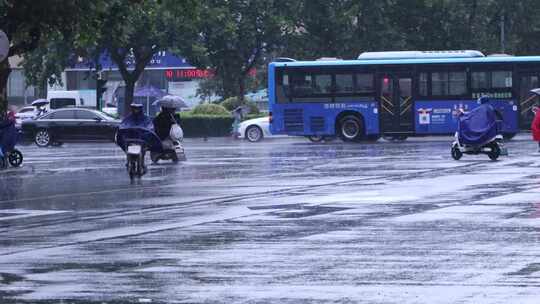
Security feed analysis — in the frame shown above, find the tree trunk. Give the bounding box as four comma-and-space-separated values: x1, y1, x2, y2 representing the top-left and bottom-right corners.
219, 67, 238, 99
123, 79, 135, 118
0, 58, 12, 116
237, 76, 246, 102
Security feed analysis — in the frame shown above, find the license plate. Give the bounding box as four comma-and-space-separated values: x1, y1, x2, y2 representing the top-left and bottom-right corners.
500, 147, 508, 156
127, 145, 142, 155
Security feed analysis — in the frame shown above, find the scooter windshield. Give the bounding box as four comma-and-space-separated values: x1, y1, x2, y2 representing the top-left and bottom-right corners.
117, 127, 163, 153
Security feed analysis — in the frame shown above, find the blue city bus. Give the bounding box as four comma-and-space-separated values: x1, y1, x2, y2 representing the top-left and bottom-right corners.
268, 51, 540, 141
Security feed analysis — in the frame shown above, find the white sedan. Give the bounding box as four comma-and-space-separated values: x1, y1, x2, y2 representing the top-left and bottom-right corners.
238, 116, 275, 142
14, 106, 36, 127
102, 103, 118, 117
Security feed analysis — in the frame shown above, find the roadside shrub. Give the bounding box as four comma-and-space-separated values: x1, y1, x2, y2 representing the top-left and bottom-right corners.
191, 103, 229, 115
179, 112, 233, 137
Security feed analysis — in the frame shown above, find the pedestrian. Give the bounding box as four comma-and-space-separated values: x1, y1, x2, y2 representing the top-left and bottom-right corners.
6, 106, 16, 123
34, 104, 47, 117
232, 107, 243, 139
531, 105, 540, 152
153, 105, 182, 149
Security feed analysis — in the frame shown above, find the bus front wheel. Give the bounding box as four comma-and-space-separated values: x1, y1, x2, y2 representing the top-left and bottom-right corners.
338, 115, 364, 142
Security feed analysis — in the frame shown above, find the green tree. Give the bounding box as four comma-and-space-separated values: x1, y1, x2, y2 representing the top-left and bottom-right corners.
487, 0, 540, 55
284, 0, 358, 60
89, 0, 202, 116
0, 0, 93, 114
198, 0, 289, 101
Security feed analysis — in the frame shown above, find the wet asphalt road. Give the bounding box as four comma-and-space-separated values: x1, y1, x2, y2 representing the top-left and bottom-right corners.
0, 136, 539, 303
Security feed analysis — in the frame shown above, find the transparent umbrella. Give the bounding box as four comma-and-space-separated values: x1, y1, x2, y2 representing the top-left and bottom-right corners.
31, 99, 50, 107
530, 88, 540, 96
234, 105, 251, 116
153, 95, 188, 109
530, 89, 540, 114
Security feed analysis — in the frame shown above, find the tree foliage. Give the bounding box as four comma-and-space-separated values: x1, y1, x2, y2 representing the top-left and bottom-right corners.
9, 0, 540, 110
220, 96, 259, 114
82, 0, 202, 114
11, 0, 202, 116
191, 103, 229, 115
0, 0, 94, 113
198, 0, 289, 100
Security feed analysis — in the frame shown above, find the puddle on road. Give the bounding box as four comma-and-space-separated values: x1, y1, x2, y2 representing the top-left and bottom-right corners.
508, 263, 540, 276
0, 272, 25, 285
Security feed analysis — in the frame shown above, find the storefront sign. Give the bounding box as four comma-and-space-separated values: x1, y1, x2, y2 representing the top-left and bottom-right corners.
164, 68, 257, 81
165, 69, 214, 80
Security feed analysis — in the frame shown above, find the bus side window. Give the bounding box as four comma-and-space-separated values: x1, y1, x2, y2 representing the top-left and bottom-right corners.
472, 71, 489, 89
276, 72, 290, 103
335, 74, 354, 93
356, 74, 374, 94
419, 73, 428, 96
292, 74, 314, 96
492, 71, 512, 88
431, 72, 449, 96
431, 71, 466, 96
314, 74, 332, 94
449, 71, 467, 95
472, 70, 513, 97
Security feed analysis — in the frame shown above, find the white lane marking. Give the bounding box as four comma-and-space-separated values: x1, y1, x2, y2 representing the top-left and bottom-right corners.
0, 209, 69, 222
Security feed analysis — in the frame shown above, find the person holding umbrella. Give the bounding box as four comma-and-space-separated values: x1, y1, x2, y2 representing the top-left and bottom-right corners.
232, 106, 246, 139
31, 99, 50, 117
152, 95, 185, 149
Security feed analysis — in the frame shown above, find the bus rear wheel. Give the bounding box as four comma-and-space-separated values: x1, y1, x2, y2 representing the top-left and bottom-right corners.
338, 115, 364, 142
307, 135, 324, 143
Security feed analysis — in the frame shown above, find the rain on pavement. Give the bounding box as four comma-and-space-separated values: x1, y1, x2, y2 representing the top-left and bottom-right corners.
0, 136, 539, 303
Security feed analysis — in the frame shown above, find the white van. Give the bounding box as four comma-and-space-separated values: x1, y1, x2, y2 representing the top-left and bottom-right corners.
47, 91, 88, 109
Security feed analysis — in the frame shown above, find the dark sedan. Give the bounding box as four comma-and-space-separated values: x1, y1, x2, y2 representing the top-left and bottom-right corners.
22, 108, 120, 147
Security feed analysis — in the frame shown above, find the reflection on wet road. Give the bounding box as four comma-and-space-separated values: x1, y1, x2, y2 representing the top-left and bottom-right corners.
0, 136, 539, 303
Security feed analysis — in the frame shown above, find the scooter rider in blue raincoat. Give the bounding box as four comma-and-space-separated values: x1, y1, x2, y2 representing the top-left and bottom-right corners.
120, 102, 153, 130
0, 110, 16, 168
116, 102, 154, 170
0, 115, 9, 161
457, 96, 502, 146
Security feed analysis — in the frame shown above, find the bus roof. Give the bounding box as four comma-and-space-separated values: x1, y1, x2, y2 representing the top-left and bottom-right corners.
271, 56, 540, 68
357, 50, 485, 60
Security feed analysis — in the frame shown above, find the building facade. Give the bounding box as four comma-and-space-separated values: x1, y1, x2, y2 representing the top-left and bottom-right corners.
6, 56, 40, 107
60, 51, 217, 110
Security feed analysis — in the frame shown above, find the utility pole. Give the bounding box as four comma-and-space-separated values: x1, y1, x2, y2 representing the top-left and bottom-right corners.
96, 71, 107, 111
500, 13, 506, 54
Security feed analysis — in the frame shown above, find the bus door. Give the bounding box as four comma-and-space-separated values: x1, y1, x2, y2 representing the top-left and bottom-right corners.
518, 73, 539, 130
378, 73, 414, 135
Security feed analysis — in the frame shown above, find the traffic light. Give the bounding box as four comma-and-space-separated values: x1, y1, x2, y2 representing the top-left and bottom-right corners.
96, 78, 107, 110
